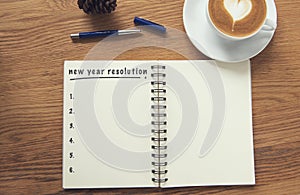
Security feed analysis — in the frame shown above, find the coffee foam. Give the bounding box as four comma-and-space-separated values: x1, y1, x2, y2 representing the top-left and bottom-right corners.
208, 0, 267, 37
224, 0, 252, 31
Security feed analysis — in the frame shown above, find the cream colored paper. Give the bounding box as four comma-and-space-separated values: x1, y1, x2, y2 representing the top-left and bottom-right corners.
63, 60, 255, 188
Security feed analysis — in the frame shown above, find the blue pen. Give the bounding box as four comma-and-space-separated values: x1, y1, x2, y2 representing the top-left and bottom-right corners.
134, 17, 166, 32
70, 29, 141, 39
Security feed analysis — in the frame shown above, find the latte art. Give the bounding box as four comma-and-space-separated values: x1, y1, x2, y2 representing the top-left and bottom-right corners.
224, 0, 252, 31
208, 0, 267, 38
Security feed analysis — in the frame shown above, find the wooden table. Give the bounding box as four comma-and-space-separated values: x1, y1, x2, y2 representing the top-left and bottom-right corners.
1, 0, 299, 194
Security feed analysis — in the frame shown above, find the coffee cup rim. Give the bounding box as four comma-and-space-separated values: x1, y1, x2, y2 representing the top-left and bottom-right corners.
207, 0, 269, 41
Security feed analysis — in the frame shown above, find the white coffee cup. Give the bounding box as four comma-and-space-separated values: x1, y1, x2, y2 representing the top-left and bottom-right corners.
207, 0, 277, 41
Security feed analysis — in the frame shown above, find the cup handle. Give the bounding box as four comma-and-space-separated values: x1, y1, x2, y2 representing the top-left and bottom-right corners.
261, 18, 277, 31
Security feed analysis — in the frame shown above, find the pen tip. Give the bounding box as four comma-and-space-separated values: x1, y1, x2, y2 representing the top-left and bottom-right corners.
70, 33, 79, 39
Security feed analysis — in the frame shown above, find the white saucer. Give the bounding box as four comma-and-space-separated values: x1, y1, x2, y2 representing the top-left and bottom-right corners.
183, 0, 277, 62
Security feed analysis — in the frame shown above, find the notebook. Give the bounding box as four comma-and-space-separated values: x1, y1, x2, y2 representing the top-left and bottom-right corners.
63, 60, 255, 188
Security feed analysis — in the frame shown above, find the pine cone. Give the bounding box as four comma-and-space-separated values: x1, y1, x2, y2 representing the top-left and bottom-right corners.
78, 0, 117, 14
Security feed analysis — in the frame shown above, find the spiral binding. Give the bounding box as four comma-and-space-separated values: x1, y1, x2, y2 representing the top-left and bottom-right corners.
151, 64, 168, 186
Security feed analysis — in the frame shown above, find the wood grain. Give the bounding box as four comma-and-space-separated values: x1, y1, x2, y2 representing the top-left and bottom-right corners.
0, 0, 299, 194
